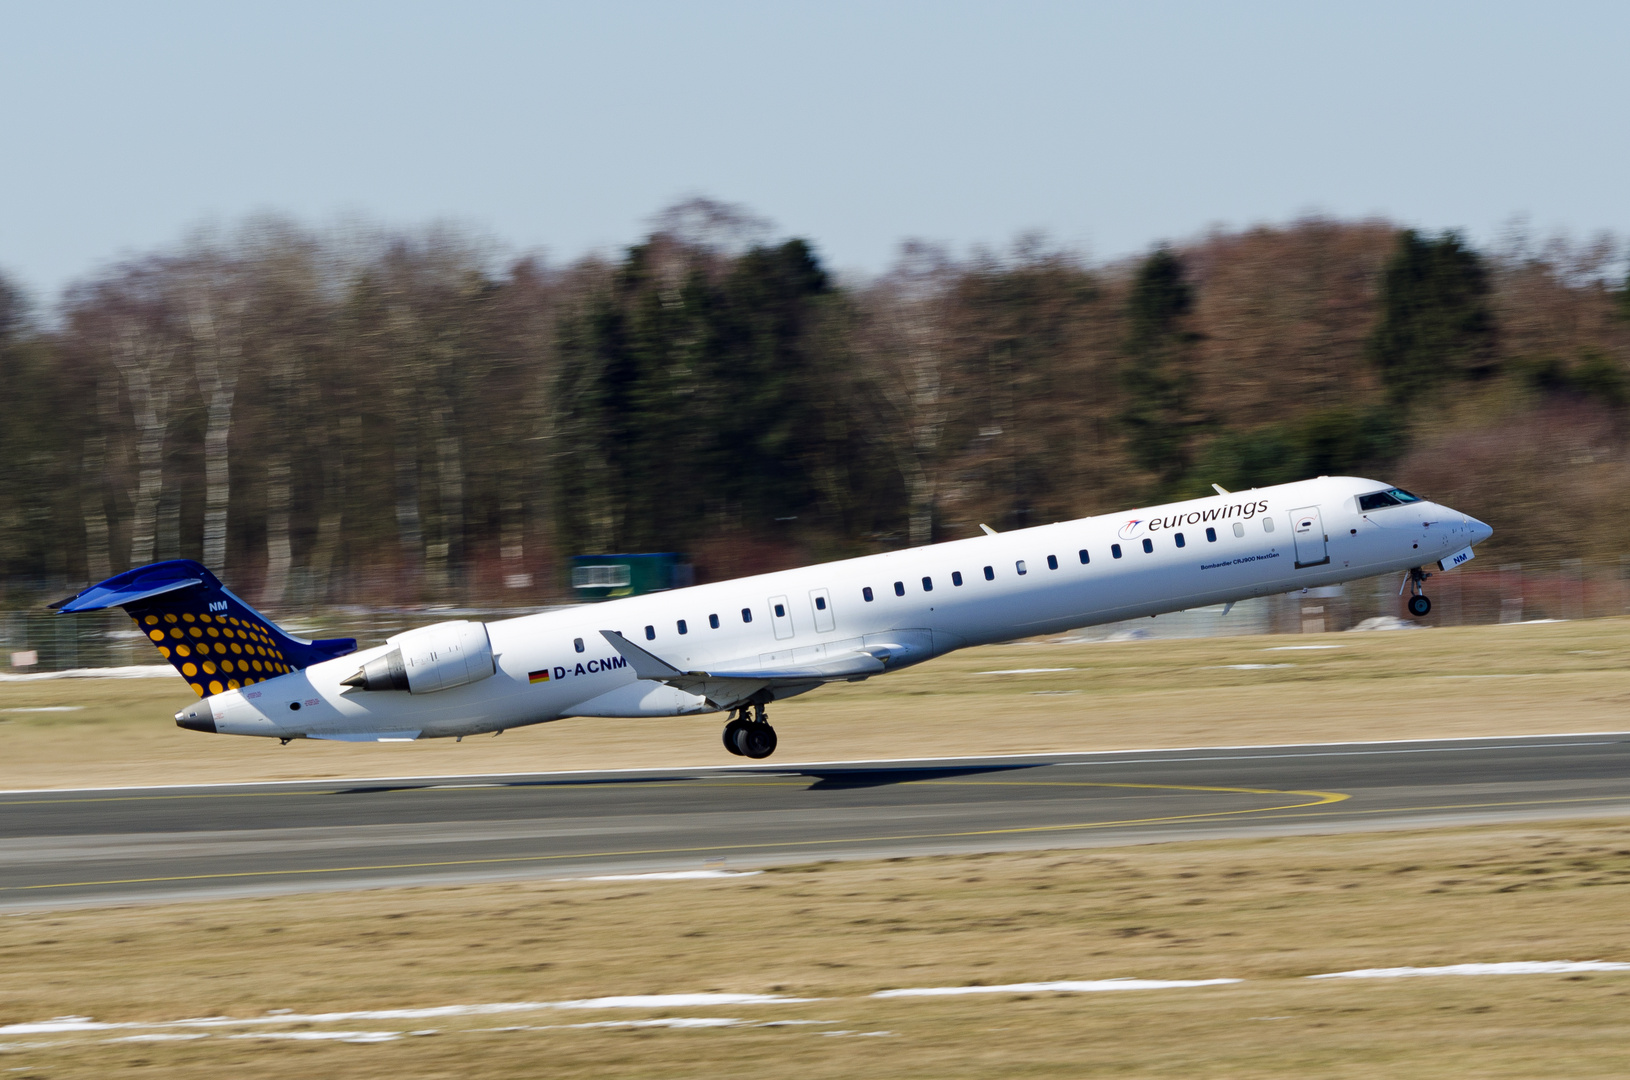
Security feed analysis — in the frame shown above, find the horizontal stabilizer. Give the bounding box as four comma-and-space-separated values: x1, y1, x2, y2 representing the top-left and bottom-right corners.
54, 559, 356, 699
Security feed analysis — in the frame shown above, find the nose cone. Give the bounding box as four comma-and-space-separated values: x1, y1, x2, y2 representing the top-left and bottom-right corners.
1469, 517, 1493, 546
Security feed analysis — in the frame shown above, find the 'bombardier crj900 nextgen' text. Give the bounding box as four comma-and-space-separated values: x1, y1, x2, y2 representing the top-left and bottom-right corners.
56, 476, 1491, 759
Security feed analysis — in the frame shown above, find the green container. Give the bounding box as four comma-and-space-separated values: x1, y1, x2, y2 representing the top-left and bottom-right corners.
568, 553, 693, 601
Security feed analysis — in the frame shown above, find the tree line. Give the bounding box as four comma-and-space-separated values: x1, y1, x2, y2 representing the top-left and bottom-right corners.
1, 207, 1627, 607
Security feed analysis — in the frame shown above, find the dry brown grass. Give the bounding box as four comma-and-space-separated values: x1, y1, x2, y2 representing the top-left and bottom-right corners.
2, 617, 1629, 789
2, 820, 1629, 1077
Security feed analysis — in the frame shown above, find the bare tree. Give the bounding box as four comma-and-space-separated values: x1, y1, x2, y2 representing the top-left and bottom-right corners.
853, 243, 961, 546
179, 259, 247, 572
109, 319, 177, 566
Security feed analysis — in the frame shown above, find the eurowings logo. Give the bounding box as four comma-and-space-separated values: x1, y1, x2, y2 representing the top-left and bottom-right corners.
1117, 518, 1146, 540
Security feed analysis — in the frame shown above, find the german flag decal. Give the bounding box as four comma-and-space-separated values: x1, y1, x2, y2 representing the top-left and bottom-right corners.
528, 669, 551, 684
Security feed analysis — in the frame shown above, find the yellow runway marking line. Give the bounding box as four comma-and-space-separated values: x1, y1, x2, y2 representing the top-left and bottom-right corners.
5, 784, 1348, 892
1224, 792, 1630, 823
0, 776, 1326, 805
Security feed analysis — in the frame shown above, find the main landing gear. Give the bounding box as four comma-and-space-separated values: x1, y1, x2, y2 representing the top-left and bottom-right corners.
722, 700, 778, 759
1402, 566, 1433, 618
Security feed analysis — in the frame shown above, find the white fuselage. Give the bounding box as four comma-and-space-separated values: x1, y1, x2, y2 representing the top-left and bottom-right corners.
195, 476, 1490, 740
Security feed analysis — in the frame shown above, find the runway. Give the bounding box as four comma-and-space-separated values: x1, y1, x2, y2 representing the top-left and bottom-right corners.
3, 732, 1629, 909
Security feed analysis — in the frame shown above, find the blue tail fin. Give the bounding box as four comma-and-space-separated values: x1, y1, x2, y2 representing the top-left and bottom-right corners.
53, 560, 356, 699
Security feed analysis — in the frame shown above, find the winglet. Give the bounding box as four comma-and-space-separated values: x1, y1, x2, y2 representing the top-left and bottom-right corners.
599, 630, 686, 681
979, 523, 997, 536
1212, 484, 1230, 496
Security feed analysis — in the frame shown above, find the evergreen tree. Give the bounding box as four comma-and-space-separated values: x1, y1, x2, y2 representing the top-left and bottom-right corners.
551, 238, 840, 557
1119, 249, 1199, 485
1366, 230, 1495, 402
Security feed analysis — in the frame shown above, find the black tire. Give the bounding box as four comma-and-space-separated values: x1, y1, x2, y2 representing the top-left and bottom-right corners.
1407, 594, 1432, 617
722, 719, 747, 756
735, 723, 778, 760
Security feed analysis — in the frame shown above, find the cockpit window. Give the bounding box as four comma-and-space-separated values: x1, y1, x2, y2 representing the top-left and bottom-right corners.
1358, 491, 1400, 511
1358, 487, 1423, 512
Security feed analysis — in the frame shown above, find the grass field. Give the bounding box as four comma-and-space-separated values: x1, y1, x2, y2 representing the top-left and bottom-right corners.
2, 618, 1628, 789
1, 819, 1628, 1077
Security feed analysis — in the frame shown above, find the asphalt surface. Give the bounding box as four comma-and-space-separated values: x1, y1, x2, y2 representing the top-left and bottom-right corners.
3, 733, 1629, 909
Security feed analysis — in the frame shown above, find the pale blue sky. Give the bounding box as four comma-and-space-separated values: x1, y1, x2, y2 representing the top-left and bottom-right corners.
2, 1, 1626, 303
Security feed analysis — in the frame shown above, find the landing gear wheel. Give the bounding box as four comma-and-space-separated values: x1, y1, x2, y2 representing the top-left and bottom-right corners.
733, 723, 778, 760
1407, 594, 1432, 617
722, 716, 750, 756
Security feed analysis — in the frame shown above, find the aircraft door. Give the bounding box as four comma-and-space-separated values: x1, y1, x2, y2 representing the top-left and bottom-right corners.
809, 588, 835, 633
1291, 506, 1330, 568
768, 595, 795, 640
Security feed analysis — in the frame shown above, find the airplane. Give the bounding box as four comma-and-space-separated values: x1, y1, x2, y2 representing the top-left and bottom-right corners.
54, 475, 1490, 759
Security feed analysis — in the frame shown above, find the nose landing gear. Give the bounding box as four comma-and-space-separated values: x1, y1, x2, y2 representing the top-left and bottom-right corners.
1401, 567, 1433, 617
721, 700, 778, 759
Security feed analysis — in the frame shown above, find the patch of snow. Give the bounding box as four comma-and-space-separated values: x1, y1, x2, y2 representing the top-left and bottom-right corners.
0, 706, 84, 713
872, 978, 1241, 998
0, 994, 811, 1038
566, 1018, 745, 1029
1348, 617, 1423, 632
583, 870, 762, 881
821, 1030, 898, 1037
975, 668, 1075, 675
0, 1016, 119, 1035
102, 1033, 209, 1043
228, 1030, 402, 1043
0, 665, 177, 682
555, 994, 811, 1009
1310, 961, 1630, 980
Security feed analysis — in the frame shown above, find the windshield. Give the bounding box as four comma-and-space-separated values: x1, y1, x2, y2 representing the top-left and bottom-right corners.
1358, 488, 1424, 512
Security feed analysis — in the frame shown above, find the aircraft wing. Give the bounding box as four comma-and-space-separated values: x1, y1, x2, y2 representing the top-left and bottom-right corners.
598, 629, 886, 707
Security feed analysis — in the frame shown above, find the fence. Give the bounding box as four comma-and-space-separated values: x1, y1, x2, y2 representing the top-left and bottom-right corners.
5, 559, 1629, 673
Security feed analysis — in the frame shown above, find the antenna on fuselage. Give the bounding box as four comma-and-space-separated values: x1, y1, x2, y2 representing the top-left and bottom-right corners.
979, 524, 998, 536
1211, 484, 1230, 496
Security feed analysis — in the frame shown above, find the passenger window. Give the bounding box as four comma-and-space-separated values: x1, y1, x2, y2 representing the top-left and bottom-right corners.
645, 625, 655, 640
677, 619, 688, 635
922, 576, 933, 592
709, 613, 720, 629
983, 565, 994, 581
894, 581, 905, 597
815, 596, 827, 610
952, 571, 963, 586
1175, 532, 1185, 548
1141, 538, 1152, 553
774, 603, 786, 618
863, 587, 874, 602
1232, 522, 1245, 538
1016, 560, 1027, 575
741, 608, 753, 623
1078, 549, 1089, 564
1112, 544, 1122, 559
1263, 517, 1275, 533
574, 637, 584, 653
1047, 554, 1058, 570
1206, 527, 1216, 542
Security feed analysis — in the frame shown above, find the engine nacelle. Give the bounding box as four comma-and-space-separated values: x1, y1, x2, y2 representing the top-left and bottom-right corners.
342, 620, 495, 694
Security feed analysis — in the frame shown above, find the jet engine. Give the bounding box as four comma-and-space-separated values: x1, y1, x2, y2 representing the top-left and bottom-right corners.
342, 620, 495, 694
